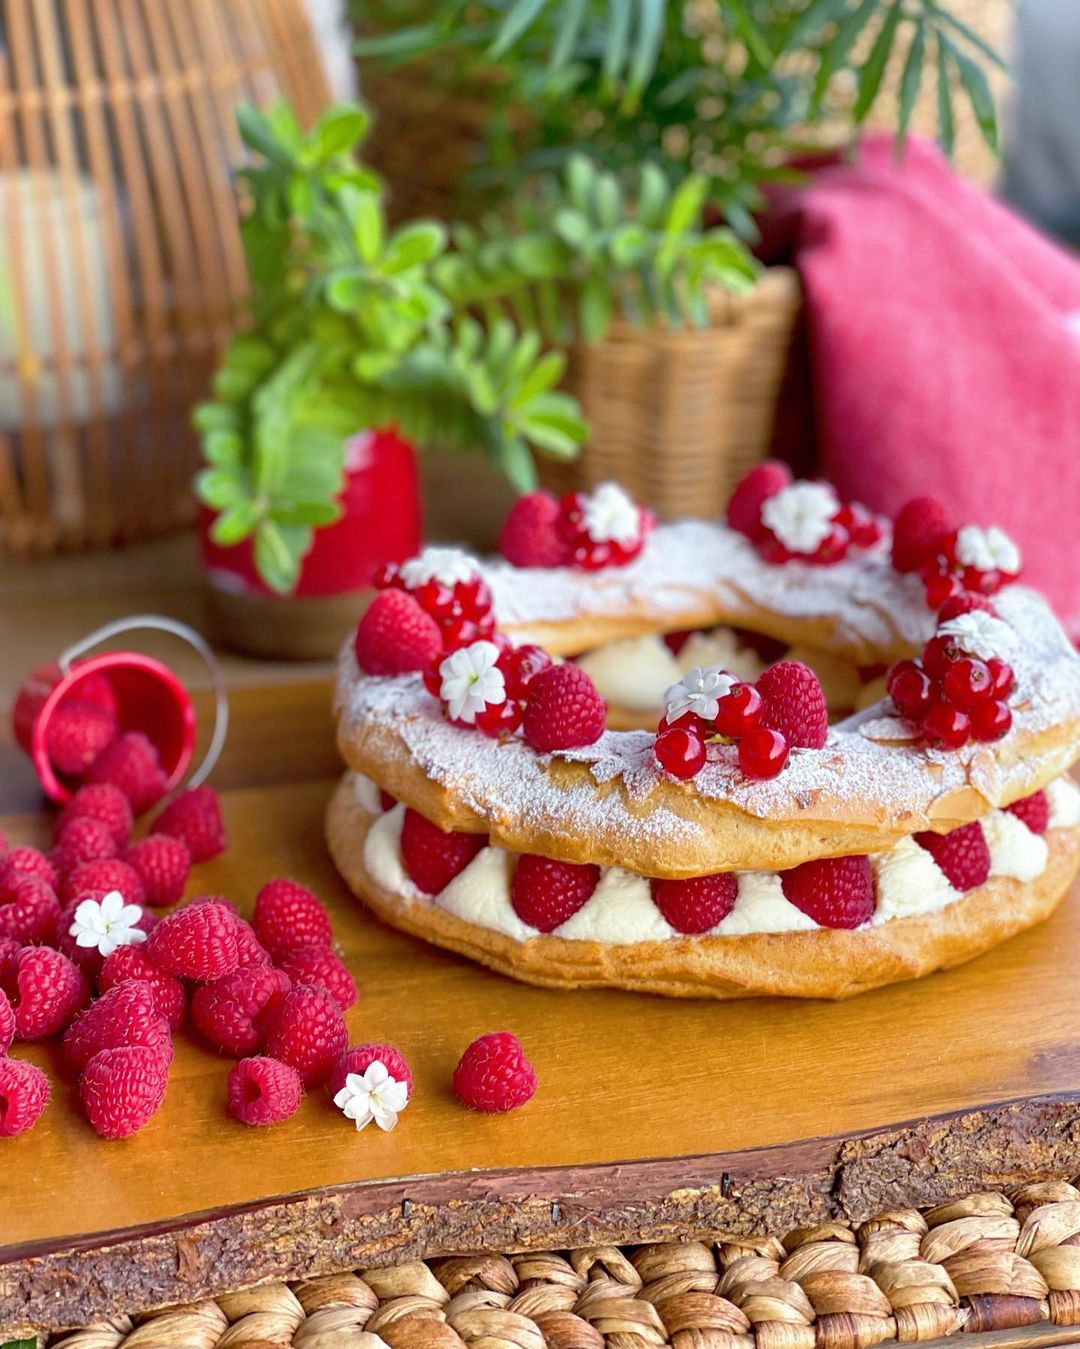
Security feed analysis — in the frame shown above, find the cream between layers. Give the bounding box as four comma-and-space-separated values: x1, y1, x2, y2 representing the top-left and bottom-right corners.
353, 772, 1080, 947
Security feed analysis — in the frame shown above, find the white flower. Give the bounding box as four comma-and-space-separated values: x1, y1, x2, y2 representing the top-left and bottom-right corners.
581, 482, 642, 545
760, 482, 838, 554
664, 665, 736, 723
333, 1061, 409, 1132
68, 890, 146, 959
938, 610, 1016, 662
954, 524, 1021, 575
399, 546, 478, 589
439, 640, 506, 723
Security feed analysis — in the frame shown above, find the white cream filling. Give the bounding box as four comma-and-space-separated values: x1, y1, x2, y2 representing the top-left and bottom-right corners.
575, 635, 682, 712
354, 772, 1068, 944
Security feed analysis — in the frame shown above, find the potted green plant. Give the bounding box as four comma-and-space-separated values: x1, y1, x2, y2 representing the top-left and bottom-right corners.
353, 0, 1003, 515
195, 100, 756, 651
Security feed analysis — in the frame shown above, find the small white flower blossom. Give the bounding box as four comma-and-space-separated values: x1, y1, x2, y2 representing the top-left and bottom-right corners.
400, 546, 479, 589
68, 890, 146, 959
760, 481, 838, 554
664, 665, 737, 723
333, 1061, 409, 1132
581, 482, 642, 545
954, 524, 1021, 575
938, 610, 1016, 662
439, 640, 506, 723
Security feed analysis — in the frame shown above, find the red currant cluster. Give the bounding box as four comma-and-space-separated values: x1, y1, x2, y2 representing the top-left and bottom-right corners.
422, 641, 552, 738
653, 684, 790, 782
558, 490, 655, 570
918, 532, 1021, 609
726, 461, 883, 567
758, 501, 883, 567
885, 637, 1015, 750
373, 562, 494, 653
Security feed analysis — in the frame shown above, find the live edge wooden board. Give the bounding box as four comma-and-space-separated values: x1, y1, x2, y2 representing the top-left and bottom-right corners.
2, 682, 1080, 1338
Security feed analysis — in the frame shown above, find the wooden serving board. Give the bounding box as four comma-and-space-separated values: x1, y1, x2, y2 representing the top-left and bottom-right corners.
2, 681, 1080, 1334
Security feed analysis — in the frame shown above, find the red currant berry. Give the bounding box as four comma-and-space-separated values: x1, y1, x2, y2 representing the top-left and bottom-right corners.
985, 657, 1015, 699
372, 562, 400, 589
654, 727, 706, 780
455, 575, 492, 621
663, 630, 694, 655
475, 698, 524, 738
938, 530, 960, 566
379, 789, 396, 812
738, 727, 790, 779
938, 592, 994, 622
657, 710, 710, 738
500, 644, 553, 700
422, 658, 444, 698
921, 634, 959, 680
921, 703, 971, 750
441, 616, 481, 651
411, 578, 456, 622
757, 535, 793, 565
572, 540, 613, 571
557, 492, 587, 541
846, 505, 883, 549
941, 657, 993, 711
809, 523, 850, 566
474, 612, 497, 639
714, 683, 764, 739
610, 536, 645, 566
971, 699, 1012, 741
924, 571, 964, 609
885, 659, 937, 719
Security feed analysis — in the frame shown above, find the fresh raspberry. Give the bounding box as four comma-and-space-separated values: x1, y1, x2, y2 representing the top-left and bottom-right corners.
124, 833, 191, 907
3, 946, 88, 1040
914, 821, 990, 890
650, 873, 738, 934
63, 980, 172, 1071
276, 946, 357, 1011
755, 661, 828, 750
1006, 791, 1050, 835
453, 1031, 537, 1113
62, 858, 145, 908
99, 944, 188, 1030
0, 987, 13, 1055
0, 827, 6, 853
86, 731, 168, 814
726, 460, 792, 538
937, 592, 995, 621
522, 664, 606, 752
152, 786, 227, 863
53, 815, 118, 875
58, 783, 134, 850
46, 698, 118, 778
0, 846, 59, 892
780, 855, 875, 929
329, 1043, 413, 1101
0, 873, 61, 945
74, 670, 119, 717
251, 879, 332, 960
147, 898, 240, 980
0, 937, 20, 986
400, 809, 486, 895
57, 893, 155, 976
510, 856, 599, 932
233, 917, 273, 967
227, 1056, 303, 1126
80, 1044, 169, 1138
263, 983, 348, 1086
891, 496, 952, 573
191, 965, 291, 1056
0, 1057, 50, 1137
354, 589, 443, 676
499, 491, 568, 568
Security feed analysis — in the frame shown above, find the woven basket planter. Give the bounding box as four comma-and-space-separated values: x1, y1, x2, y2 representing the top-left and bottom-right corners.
0, 0, 330, 558
34, 1181, 1080, 1347
538, 267, 801, 520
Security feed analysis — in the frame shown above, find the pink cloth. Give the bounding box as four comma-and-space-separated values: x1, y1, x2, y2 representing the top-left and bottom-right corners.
761, 135, 1080, 638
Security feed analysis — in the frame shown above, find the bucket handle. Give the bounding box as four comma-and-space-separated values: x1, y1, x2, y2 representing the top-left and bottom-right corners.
59, 615, 229, 788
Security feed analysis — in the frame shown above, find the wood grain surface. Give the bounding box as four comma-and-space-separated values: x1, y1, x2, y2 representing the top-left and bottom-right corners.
3, 679, 1080, 1332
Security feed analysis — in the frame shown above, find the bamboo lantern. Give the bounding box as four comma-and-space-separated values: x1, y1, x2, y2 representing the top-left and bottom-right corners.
0, 0, 331, 556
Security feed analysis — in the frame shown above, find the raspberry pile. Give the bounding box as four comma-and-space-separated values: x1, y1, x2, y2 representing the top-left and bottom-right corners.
653, 660, 827, 782
370, 547, 497, 653
885, 611, 1016, 750
891, 496, 1022, 605
499, 482, 654, 571
726, 461, 883, 565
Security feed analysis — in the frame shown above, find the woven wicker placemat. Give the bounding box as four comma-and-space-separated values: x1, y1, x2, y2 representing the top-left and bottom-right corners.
38, 1179, 1080, 1349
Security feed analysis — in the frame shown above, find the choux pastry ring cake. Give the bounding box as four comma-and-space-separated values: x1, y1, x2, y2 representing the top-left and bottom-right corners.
327, 466, 1080, 1000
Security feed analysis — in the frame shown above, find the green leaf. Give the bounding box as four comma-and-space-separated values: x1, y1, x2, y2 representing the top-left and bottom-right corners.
353, 24, 443, 61
812, 0, 878, 109
610, 223, 649, 268
566, 155, 595, 214
254, 521, 309, 594
210, 499, 264, 546
602, 0, 633, 89
312, 103, 370, 161
494, 432, 539, 491
235, 104, 293, 166
895, 19, 926, 150
554, 208, 592, 250
383, 221, 447, 273
626, 0, 665, 107
724, 0, 774, 69
271, 500, 342, 527
853, 2, 903, 123
927, 2, 1008, 72
490, 0, 549, 59
940, 32, 999, 152
195, 468, 246, 511
510, 350, 566, 407
549, 0, 588, 75
353, 194, 384, 263
665, 174, 708, 236
2, 1338, 39, 1349
777, 0, 848, 53
637, 161, 670, 229
509, 234, 568, 278
579, 273, 613, 343
935, 32, 956, 156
